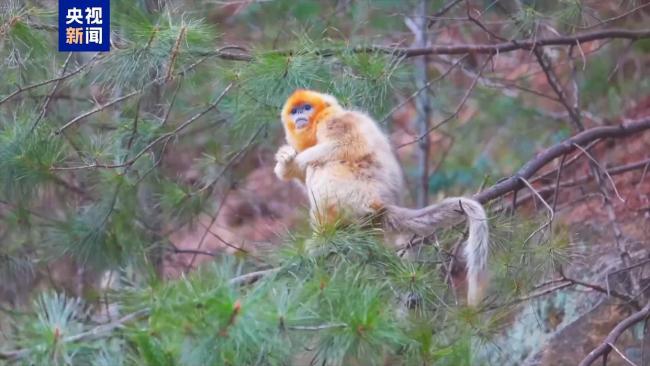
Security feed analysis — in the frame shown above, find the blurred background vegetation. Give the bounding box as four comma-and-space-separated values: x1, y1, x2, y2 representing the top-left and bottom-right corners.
1, 0, 649, 365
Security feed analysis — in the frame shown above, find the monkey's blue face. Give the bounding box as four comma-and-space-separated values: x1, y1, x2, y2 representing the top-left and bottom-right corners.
290, 103, 314, 129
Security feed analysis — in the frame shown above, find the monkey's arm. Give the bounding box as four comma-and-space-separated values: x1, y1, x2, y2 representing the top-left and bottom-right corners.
274, 145, 305, 182
293, 141, 337, 170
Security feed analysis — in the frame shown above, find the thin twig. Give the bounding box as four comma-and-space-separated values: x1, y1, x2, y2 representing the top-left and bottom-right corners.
54, 53, 211, 136
486, 281, 574, 310
581, 3, 650, 30
572, 143, 625, 202
165, 26, 187, 82
551, 153, 567, 213
465, 0, 508, 41
0, 54, 99, 107
427, 0, 463, 28
533, 46, 583, 130
398, 55, 492, 149
30, 53, 73, 133
289, 323, 348, 331
381, 55, 468, 124
167, 246, 216, 257
161, 77, 183, 127
185, 195, 231, 271
637, 160, 650, 189
55, 90, 142, 135
608, 342, 638, 366
196, 124, 266, 194
519, 177, 554, 244
561, 270, 638, 307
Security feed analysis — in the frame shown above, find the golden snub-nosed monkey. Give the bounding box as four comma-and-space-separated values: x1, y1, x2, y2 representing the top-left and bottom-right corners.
274, 89, 489, 306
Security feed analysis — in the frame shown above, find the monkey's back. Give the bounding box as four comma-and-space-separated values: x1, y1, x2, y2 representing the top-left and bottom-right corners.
306, 111, 405, 222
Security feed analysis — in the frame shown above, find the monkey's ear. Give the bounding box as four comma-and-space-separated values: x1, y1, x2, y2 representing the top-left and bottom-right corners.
319, 93, 339, 107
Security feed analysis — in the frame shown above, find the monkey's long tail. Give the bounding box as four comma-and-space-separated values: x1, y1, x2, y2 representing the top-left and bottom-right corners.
383, 197, 489, 306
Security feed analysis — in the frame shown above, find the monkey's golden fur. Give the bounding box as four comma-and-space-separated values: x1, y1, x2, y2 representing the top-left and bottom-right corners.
274, 89, 489, 306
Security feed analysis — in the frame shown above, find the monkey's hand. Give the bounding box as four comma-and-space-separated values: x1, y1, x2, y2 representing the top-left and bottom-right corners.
274, 145, 305, 182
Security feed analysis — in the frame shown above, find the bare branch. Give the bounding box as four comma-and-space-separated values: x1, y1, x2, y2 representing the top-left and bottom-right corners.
579, 302, 650, 366
511, 157, 650, 208
229, 268, 280, 286
474, 116, 650, 204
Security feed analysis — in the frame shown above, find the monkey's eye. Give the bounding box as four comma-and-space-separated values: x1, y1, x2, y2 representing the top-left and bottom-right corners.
290, 108, 298, 114
304, 104, 312, 111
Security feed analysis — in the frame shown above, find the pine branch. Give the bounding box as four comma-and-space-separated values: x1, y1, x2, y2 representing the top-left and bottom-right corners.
53, 52, 216, 136
0, 309, 150, 361
204, 28, 650, 61
0, 266, 280, 362
51, 83, 234, 170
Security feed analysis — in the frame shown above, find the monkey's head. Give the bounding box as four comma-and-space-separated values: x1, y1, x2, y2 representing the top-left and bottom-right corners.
281, 89, 340, 152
